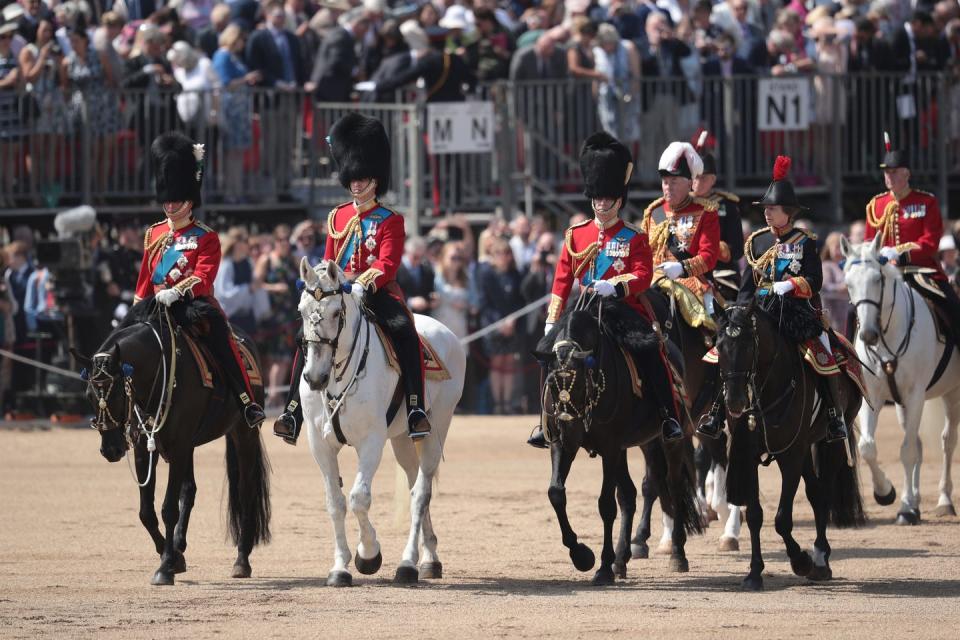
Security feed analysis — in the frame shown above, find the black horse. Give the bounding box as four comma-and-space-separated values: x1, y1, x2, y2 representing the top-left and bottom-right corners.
632, 285, 723, 558
717, 299, 865, 590
536, 296, 702, 585
75, 298, 271, 586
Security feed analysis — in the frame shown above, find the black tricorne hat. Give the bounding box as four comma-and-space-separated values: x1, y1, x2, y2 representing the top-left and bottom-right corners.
579, 131, 633, 201
151, 132, 203, 207
879, 131, 908, 170
753, 155, 805, 210
328, 113, 391, 196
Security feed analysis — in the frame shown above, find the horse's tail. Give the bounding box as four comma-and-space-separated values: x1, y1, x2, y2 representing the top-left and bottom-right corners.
822, 426, 867, 528
646, 437, 704, 536
226, 430, 272, 546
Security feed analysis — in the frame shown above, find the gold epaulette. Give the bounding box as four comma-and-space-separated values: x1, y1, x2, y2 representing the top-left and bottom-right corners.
693, 196, 719, 212
914, 189, 936, 198
642, 197, 665, 227
622, 220, 644, 235
713, 190, 740, 203
144, 220, 165, 250
194, 220, 214, 234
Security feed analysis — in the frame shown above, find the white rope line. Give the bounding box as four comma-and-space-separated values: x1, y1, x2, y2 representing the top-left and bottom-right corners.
0, 348, 84, 380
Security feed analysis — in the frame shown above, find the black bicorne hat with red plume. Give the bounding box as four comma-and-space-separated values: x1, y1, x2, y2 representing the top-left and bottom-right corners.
753, 155, 805, 210
879, 131, 908, 170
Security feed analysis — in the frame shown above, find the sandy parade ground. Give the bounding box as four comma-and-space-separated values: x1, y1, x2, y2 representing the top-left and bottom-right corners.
1, 407, 959, 639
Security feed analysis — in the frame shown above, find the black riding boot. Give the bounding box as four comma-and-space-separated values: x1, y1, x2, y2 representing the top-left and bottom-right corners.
273, 342, 305, 445
696, 394, 725, 439
206, 314, 265, 429
528, 365, 548, 449
638, 351, 684, 442
367, 290, 431, 439
822, 373, 848, 443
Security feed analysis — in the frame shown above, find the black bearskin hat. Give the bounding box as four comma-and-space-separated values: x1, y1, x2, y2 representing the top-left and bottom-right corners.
579, 131, 633, 201
328, 113, 391, 196
879, 131, 908, 170
151, 132, 203, 207
753, 155, 805, 211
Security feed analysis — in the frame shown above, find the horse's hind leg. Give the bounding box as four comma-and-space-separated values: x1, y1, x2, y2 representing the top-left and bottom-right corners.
135, 441, 164, 556
613, 450, 636, 579
630, 472, 655, 560
895, 393, 924, 524
392, 435, 441, 579
397, 433, 442, 584
774, 452, 812, 579
802, 456, 832, 581
171, 451, 196, 574
712, 462, 741, 551
936, 392, 960, 517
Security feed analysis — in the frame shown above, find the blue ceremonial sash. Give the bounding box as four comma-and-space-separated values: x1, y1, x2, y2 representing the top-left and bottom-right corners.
581, 225, 636, 286
152, 227, 205, 285
337, 206, 394, 271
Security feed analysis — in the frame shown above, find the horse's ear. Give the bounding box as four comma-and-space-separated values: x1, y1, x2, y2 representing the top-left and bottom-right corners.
70, 347, 92, 368
746, 296, 757, 313
324, 259, 338, 283
300, 256, 318, 287
531, 349, 554, 364
839, 235, 852, 259
715, 304, 729, 325
870, 232, 884, 256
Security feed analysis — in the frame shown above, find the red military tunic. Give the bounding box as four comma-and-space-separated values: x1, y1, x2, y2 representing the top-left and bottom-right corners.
642, 196, 721, 294
134, 217, 220, 301
324, 200, 405, 298
865, 189, 945, 280
547, 217, 653, 324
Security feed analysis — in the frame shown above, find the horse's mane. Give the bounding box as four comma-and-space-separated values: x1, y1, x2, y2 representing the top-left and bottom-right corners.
537, 297, 660, 355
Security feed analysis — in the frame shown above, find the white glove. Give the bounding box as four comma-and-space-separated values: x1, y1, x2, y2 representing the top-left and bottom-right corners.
351, 282, 364, 296
772, 280, 795, 296
879, 246, 900, 262
155, 288, 181, 306
544, 323, 554, 336
593, 280, 616, 297
659, 261, 684, 280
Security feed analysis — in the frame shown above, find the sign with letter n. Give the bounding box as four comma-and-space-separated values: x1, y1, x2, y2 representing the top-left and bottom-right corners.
757, 77, 812, 132
427, 102, 495, 154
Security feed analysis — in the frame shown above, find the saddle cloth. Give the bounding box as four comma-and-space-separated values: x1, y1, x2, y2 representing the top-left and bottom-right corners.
375, 325, 451, 381
656, 278, 717, 332
182, 333, 263, 390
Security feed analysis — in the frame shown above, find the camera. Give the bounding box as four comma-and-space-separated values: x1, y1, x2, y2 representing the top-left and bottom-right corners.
50, 42, 62, 56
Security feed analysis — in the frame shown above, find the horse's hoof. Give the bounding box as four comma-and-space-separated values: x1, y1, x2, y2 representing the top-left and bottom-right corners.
151, 570, 174, 586
631, 543, 649, 560
807, 564, 833, 582
657, 540, 673, 555
741, 574, 763, 591
326, 571, 353, 587
718, 537, 740, 552
354, 551, 383, 576
934, 503, 957, 517
895, 509, 921, 526
394, 565, 419, 585
419, 562, 443, 580
231, 562, 252, 579
172, 553, 187, 574
612, 562, 627, 579
874, 486, 897, 506
791, 551, 813, 577
706, 507, 719, 522
668, 556, 689, 573
591, 567, 616, 586
569, 543, 595, 572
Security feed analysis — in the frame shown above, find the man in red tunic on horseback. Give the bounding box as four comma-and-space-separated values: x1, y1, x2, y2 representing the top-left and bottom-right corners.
133, 132, 266, 429
273, 113, 432, 444
528, 132, 684, 448
864, 132, 960, 331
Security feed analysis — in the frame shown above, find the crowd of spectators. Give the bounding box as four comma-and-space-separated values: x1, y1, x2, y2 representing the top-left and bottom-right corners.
3, 0, 960, 207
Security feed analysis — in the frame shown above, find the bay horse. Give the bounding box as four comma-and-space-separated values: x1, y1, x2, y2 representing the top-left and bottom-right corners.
297, 259, 466, 587
717, 299, 865, 590
842, 235, 960, 524
536, 294, 702, 585
76, 299, 270, 586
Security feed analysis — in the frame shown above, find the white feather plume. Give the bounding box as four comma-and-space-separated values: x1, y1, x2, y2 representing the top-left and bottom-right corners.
658, 142, 703, 180
192, 143, 205, 162
696, 130, 708, 151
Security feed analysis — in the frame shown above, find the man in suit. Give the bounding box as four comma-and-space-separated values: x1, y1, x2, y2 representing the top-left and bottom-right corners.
307, 7, 370, 102
366, 40, 413, 103
723, 0, 765, 64
508, 32, 567, 81
246, 0, 306, 198
395, 236, 435, 316
890, 10, 950, 73
848, 17, 895, 72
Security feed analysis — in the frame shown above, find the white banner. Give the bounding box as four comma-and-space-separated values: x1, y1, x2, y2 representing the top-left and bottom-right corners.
426, 102, 495, 154
757, 77, 811, 131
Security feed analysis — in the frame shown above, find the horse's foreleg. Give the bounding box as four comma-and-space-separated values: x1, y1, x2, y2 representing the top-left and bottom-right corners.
548, 444, 594, 572
151, 459, 186, 586
172, 450, 196, 563
896, 393, 924, 524
591, 452, 621, 586
630, 472, 655, 559
742, 463, 764, 591
774, 453, 811, 578
858, 402, 896, 505
802, 457, 832, 581
350, 437, 386, 580
134, 440, 164, 556
936, 394, 960, 516
613, 450, 636, 579
310, 438, 352, 586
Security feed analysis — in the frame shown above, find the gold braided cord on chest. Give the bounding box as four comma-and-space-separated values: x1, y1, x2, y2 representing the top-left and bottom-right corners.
648, 220, 671, 260
866, 198, 900, 246
564, 228, 600, 279
329, 214, 362, 267
146, 231, 174, 269
744, 228, 779, 283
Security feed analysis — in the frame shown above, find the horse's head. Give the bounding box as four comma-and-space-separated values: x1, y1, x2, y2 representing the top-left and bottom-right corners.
841, 233, 899, 347
535, 307, 604, 443
716, 300, 759, 418
76, 341, 137, 462
298, 257, 357, 391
